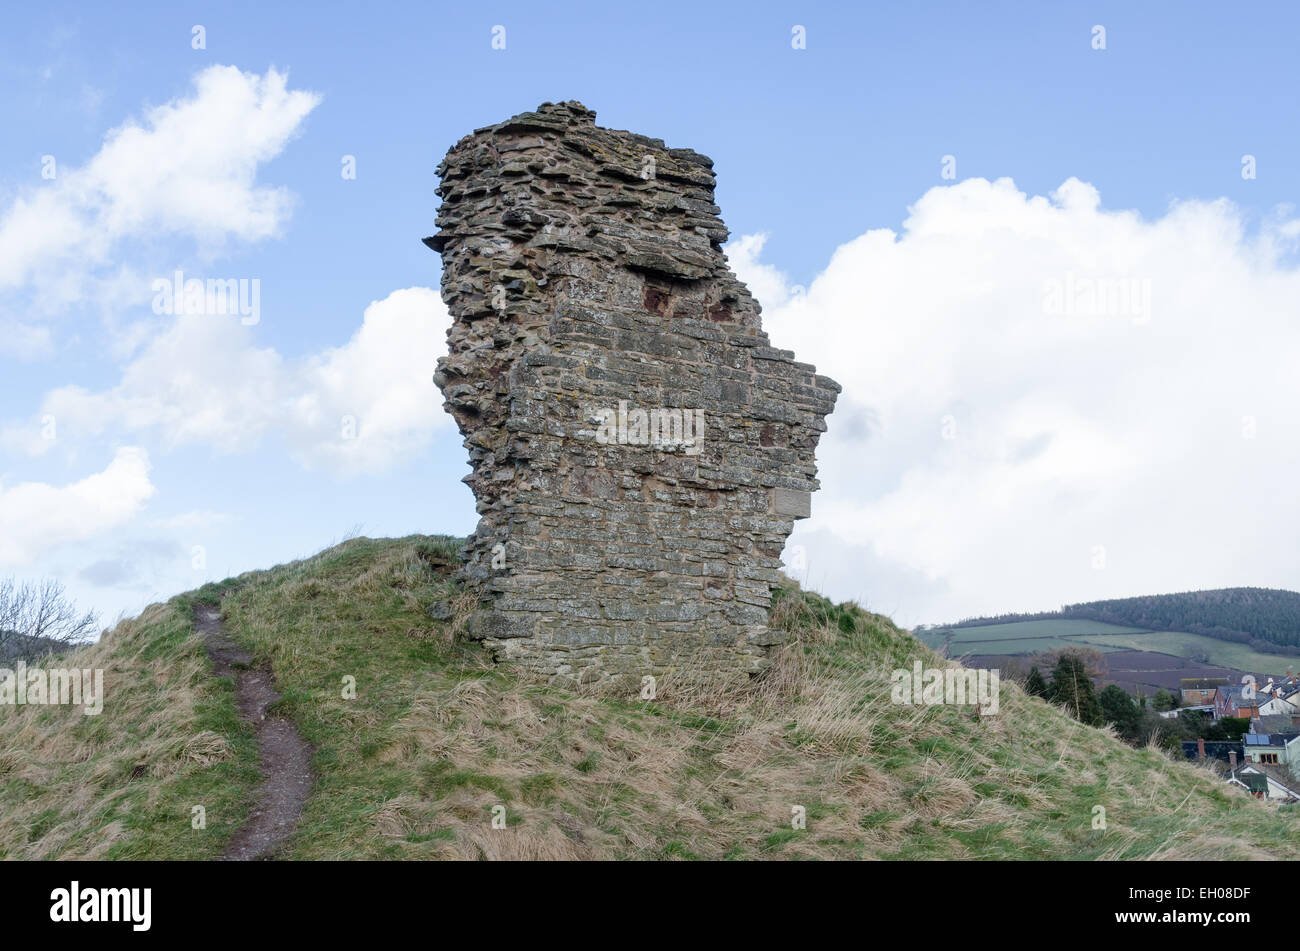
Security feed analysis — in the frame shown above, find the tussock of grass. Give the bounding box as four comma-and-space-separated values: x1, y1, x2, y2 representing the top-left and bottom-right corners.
0, 597, 259, 859
4, 533, 1298, 860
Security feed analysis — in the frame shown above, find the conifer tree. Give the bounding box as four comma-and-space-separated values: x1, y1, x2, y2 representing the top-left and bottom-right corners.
1047, 653, 1103, 725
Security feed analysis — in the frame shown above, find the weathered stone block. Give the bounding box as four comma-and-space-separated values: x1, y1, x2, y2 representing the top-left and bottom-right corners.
772, 488, 813, 519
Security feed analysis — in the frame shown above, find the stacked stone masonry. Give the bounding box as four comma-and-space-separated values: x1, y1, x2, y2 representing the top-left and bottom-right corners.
427, 101, 840, 686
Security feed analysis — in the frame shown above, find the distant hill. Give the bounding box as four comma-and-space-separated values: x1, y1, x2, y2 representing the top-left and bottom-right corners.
0, 630, 74, 664
944, 587, 1300, 658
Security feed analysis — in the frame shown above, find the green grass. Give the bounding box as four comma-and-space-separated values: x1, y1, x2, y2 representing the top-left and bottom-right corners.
917, 619, 1150, 656
5, 534, 1299, 860
1076, 631, 1294, 675
922, 618, 1295, 676
931, 619, 1150, 643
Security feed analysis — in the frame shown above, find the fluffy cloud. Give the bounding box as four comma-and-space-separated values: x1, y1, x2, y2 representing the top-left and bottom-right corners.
292, 288, 454, 473
0, 448, 155, 568
14, 287, 452, 475
731, 178, 1300, 625
0, 65, 320, 310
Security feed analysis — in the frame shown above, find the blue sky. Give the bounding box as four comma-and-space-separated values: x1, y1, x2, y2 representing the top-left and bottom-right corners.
3, 1, 1299, 630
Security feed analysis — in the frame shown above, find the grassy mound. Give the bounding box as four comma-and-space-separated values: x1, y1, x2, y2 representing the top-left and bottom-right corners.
0, 591, 259, 858
4, 535, 1297, 860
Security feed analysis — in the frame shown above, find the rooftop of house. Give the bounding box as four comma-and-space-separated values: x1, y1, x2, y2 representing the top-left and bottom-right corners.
1239, 762, 1300, 799
1244, 733, 1290, 747
1217, 685, 1260, 707
1181, 678, 1229, 690
1260, 676, 1300, 698
1233, 772, 1270, 794
1182, 740, 1243, 763
1251, 715, 1300, 735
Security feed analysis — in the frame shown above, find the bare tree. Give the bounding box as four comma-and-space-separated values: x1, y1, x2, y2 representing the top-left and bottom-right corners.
0, 577, 98, 663
997, 656, 1031, 686
1030, 645, 1109, 680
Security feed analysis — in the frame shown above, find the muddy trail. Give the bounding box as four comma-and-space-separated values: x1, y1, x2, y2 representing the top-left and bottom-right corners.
196, 604, 313, 860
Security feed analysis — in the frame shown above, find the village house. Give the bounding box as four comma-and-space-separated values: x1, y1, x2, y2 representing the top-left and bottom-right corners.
1213, 684, 1261, 721
1233, 762, 1300, 802
1255, 676, 1300, 717
1250, 714, 1300, 735
1186, 692, 1300, 802
1185, 741, 1300, 803
1180, 677, 1228, 706
1259, 694, 1298, 716
1228, 768, 1269, 798
1241, 732, 1300, 774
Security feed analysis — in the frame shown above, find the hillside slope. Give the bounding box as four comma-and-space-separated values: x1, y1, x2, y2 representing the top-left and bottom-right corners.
945, 587, 1300, 656
3, 536, 1297, 860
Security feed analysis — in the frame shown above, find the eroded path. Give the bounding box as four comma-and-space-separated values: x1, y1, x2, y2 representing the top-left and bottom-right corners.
196, 605, 312, 860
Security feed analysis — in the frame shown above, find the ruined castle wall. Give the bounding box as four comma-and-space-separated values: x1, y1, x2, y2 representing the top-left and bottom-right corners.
428, 101, 839, 686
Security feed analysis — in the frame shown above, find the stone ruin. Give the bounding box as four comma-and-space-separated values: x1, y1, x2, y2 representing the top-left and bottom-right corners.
426, 101, 839, 687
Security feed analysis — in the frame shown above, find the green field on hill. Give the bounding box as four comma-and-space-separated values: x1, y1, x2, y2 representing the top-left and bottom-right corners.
922, 618, 1296, 676
1076, 630, 1294, 676
918, 619, 1148, 654
938, 620, 1150, 641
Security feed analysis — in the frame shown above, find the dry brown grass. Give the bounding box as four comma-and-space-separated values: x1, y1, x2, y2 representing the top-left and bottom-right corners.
253, 542, 1300, 860
0, 597, 258, 859
7, 535, 1300, 861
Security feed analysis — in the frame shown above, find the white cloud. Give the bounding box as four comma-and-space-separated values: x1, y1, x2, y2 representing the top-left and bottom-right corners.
292, 287, 454, 473
11, 287, 452, 476
730, 178, 1300, 625
724, 233, 799, 311
0, 448, 155, 568
0, 64, 320, 311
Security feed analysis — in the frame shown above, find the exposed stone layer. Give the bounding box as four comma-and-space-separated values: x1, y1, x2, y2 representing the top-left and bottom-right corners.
428, 101, 839, 686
